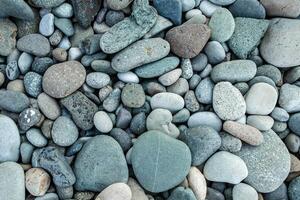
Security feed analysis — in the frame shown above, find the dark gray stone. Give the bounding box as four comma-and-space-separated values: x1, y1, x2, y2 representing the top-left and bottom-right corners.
130, 112, 146, 135
153, 0, 182, 25
288, 113, 300, 136
110, 128, 132, 152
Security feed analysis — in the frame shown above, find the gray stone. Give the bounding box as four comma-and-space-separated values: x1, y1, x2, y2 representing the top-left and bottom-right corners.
26, 128, 48, 147
110, 128, 132, 152
18, 52, 33, 74
188, 111, 222, 131
257, 65, 282, 86
279, 84, 300, 113
288, 113, 300, 136
32, 57, 53, 74
32, 0, 65, 8
111, 38, 170, 72
18, 108, 42, 131
143, 16, 173, 39
184, 90, 200, 112
0, 0, 34, 20
24, 72, 43, 97
288, 176, 300, 200
153, 0, 182, 25
235, 129, 290, 193
228, 0, 266, 19
39, 13, 55, 36
100, 0, 157, 54
150, 92, 184, 112
105, 10, 125, 26
209, 0, 236, 5
168, 187, 197, 200
219, 132, 242, 153
264, 183, 288, 200
0, 19, 17, 56
0, 90, 30, 113
6, 61, 20, 80
86, 72, 110, 89
53, 3, 73, 18
116, 108, 132, 129
54, 17, 74, 36
38, 93, 61, 120
35, 193, 59, 200
247, 115, 274, 131
271, 107, 289, 122
121, 83, 145, 108
204, 41, 226, 64
70, 24, 94, 47
158, 69, 182, 86
248, 76, 276, 88
232, 183, 258, 200
261, 0, 300, 18
93, 111, 113, 133
103, 88, 121, 112
74, 135, 128, 192
130, 112, 146, 135
206, 187, 225, 200
0, 115, 20, 162
52, 116, 79, 146
191, 53, 207, 71
284, 134, 300, 153
180, 126, 221, 165
131, 131, 191, 193
195, 77, 214, 104
181, 58, 193, 79
20, 142, 34, 163
172, 108, 190, 123
17, 34, 50, 57
79, 34, 102, 55
107, 0, 134, 10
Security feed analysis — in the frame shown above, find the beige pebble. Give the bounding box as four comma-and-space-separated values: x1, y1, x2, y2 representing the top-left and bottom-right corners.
290, 154, 300, 172
25, 168, 51, 196
52, 48, 67, 62
0, 72, 5, 87
187, 167, 207, 200
95, 183, 132, 200
7, 79, 25, 93
128, 178, 148, 200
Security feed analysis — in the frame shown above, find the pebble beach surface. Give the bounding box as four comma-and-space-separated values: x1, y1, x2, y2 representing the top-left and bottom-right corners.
0, 0, 300, 199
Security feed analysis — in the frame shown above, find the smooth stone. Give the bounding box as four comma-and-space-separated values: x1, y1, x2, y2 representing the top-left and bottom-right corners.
135, 57, 179, 78
257, 65, 282, 86
144, 82, 166, 95
0, 19, 17, 56
59, 36, 71, 49
232, 183, 258, 200
33, 147, 76, 187
247, 115, 273, 131
52, 116, 78, 146
288, 113, 300, 136
204, 41, 226, 64
264, 183, 288, 200
187, 167, 207, 200
235, 129, 290, 193
180, 125, 221, 165
95, 183, 132, 200
121, 83, 145, 108
17, 34, 50, 57
71, 0, 101, 28
128, 178, 148, 200
0, 115, 20, 162
24, 72, 42, 97
168, 187, 197, 200
188, 111, 222, 131
100, 0, 157, 54
248, 76, 276, 88
206, 188, 225, 200
20, 142, 34, 163
111, 38, 170, 72
228, 0, 266, 19
37, 93, 60, 120
211, 60, 257, 83
143, 16, 173, 39
158, 69, 182, 86
172, 108, 190, 123
213, 81, 246, 120
150, 92, 184, 112
191, 53, 207, 71
182, 0, 196, 12
185, 9, 202, 20
110, 128, 132, 151
6, 61, 20, 80
107, 0, 134, 10
199, 0, 221, 17
228, 18, 269, 59
285, 134, 300, 153
32, 0, 65, 8
245, 83, 278, 115
86, 72, 110, 89
195, 78, 214, 104
204, 151, 248, 184
279, 84, 300, 113
53, 3, 73, 18
208, 8, 235, 42
52, 48, 67, 62
261, 0, 300, 18
184, 90, 200, 112
42, 61, 86, 98
26, 128, 48, 147
18, 52, 33, 74
0, 0, 34, 20
131, 131, 191, 193
56, 186, 73, 199
105, 10, 125, 26
0, 90, 30, 112
166, 24, 211, 58
54, 18, 74, 36
260, 18, 300, 68
288, 176, 300, 200
39, 13, 55, 36
93, 111, 113, 133
0, 162, 25, 200
68, 47, 82, 60
35, 193, 59, 200
271, 107, 289, 122
25, 168, 51, 196
103, 88, 121, 112
219, 132, 242, 153
209, 0, 236, 5
153, 0, 182, 25
272, 121, 287, 133
18, 108, 42, 131
74, 135, 128, 192
117, 72, 139, 83
116, 108, 133, 129
223, 121, 263, 146
60, 91, 98, 130
130, 112, 146, 135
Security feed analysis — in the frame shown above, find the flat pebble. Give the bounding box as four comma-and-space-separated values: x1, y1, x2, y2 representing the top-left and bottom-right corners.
0, 0, 34, 20
26, 128, 47, 147
110, 128, 132, 151
117, 72, 139, 83
121, 83, 145, 108
158, 68, 182, 86
150, 92, 184, 112
153, 0, 182, 25
228, 0, 266, 19
191, 53, 207, 71
188, 111, 222, 131
86, 72, 110, 89
0, 90, 30, 113
39, 13, 54, 36
209, 0, 236, 5
247, 115, 274, 131
25, 168, 51, 196
93, 111, 113, 133
232, 183, 258, 200
95, 183, 132, 200
17, 34, 50, 57
261, 0, 300, 18
52, 116, 79, 146
37, 93, 60, 120
0, 19, 17, 56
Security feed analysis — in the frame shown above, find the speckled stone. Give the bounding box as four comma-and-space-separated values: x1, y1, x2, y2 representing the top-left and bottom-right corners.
52, 116, 79, 146
0, 19, 17, 56
24, 72, 43, 98
121, 83, 146, 108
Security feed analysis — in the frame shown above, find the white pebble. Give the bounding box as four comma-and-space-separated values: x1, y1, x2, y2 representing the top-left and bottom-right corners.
39, 13, 55, 37
199, 0, 221, 17
93, 111, 113, 133
68, 47, 82, 60
117, 72, 139, 83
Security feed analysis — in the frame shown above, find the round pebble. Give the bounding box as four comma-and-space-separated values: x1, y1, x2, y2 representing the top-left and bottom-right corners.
93, 111, 113, 133
121, 83, 146, 108
52, 116, 79, 146
95, 183, 132, 200
25, 168, 51, 196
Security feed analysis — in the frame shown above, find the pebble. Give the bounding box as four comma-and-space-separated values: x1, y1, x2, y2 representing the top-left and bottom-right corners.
271, 107, 289, 122
135, 57, 179, 78
25, 168, 51, 196
52, 48, 67, 62
285, 134, 300, 153
187, 167, 207, 200
130, 112, 146, 135
199, 0, 221, 17
17, 34, 50, 57
37, 93, 60, 120
206, 188, 225, 200
168, 187, 197, 200
191, 53, 207, 71
110, 128, 132, 151
42, 61, 86, 98
100, 0, 157, 54
103, 88, 121, 112
166, 24, 211, 58
39, 13, 55, 36
24, 72, 43, 97
0, 0, 34, 20
54, 18, 74, 36
181, 125, 221, 165
6, 60, 20, 80
245, 83, 278, 115
204, 41, 226, 64
18, 52, 33, 74
131, 131, 191, 193
232, 183, 258, 200
0, 19, 17, 57
257, 65, 282, 86
52, 116, 79, 146
150, 92, 184, 112
195, 78, 214, 104
209, 0, 236, 5
213, 81, 246, 120
0, 90, 30, 113
0, 72, 4, 87
117, 72, 139, 83
95, 183, 132, 200
264, 183, 288, 200
279, 84, 300, 113
261, 0, 300, 18
68, 47, 82, 60
35, 193, 59, 200
86, 72, 110, 89
223, 121, 264, 146
128, 178, 148, 200
228, 18, 269, 59
288, 176, 300, 200
184, 90, 200, 112
107, 0, 134, 10
74, 135, 128, 191
204, 151, 248, 184
228, 0, 266, 19
112, 38, 170, 72
288, 113, 300, 136
182, 0, 195, 12
159, 68, 182, 86
60, 91, 98, 130
0, 162, 25, 200
247, 115, 274, 131
181, 58, 193, 79
188, 111, 222, 131
93, 111, 113, 133
153, 0, 182, 25
211, 60, 257, 83
53, 3, 73, 18
143, 16, 173, 39
32, 0, 65, 8
121, 83, 146, 108
33, 147, 75, 187
260, 18, 300, 68
185, 9, 202, 20
219, 132, 242, 153
26, 128, 48, 147
20, 142, 34, 162
32, 57, 53, 74
208, 8, 235, 42
235, 129, 290, 193
0, 115, 20, 162
79, 34, 102, 55
105, 10, 125, 27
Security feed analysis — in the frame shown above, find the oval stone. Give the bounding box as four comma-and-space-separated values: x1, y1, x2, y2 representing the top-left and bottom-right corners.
43, 61, 86, 98
131, 131, 191, 193
17, 34, 50, 57
261, 0, 300, 18
0, 90, 30, 113
150, 92, 184, 112
111, 38, 170, 72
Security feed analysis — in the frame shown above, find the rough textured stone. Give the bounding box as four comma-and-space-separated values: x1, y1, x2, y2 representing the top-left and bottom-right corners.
288, 176, 300, 200
121, 83, 146, 108
0, 19, 17, 56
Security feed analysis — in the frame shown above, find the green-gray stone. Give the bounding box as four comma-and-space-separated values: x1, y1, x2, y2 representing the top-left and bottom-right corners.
229, 17, 269, 59
208, 8, 235, 42
131, 131, 191, 193
0, 0, 34, 20
74, 135, 128, 192
32, 0, 65, 8
135, 57, 179, 78
121, 83, 146, 108
0, 19, 17, 57
168, 187, 197, 200
100, 0, 158, 54
54, 18, 74, 36
144, 15, 173, 39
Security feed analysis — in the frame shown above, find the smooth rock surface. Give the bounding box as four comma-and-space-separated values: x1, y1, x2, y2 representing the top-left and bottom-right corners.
95, 183, 132, 200
0, 19, 17, 56
188, 111, 222, 131
93, 111, 113, 133
261, 0, 300, 18
0, 90, 30, 113
153, 0, 182, 25
52, 116, 79, 146
17, 34, 50, 57
232, 183, 258, 200
188, 167, 207, 200
0, 0, 34, 20
150, 92, 184, 112
279, 84, 300, 113
25, 168, 51, 196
